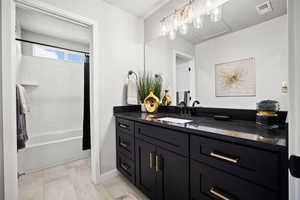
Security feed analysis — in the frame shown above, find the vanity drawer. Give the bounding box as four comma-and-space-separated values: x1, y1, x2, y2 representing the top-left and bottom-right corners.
117, 152, 135, 184
190, 135, 279, 190
116, 131, 134, 160
116, 118, 134, 135
135, 122, 188, 156
190, 160, 278, 200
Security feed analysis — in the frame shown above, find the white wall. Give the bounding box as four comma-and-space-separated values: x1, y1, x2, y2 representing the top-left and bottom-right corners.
176, 61, 191, 93
0, 0, 4, 198
195, 15, 288, 110
37, 0, 144, 174
145, 36, 194, 104
16, 6, 90, 45
18, 56, 84, 138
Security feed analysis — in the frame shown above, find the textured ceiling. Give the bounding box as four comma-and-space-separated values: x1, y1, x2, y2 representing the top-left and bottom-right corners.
179, 0, 287, 44
104, 0, 171, 17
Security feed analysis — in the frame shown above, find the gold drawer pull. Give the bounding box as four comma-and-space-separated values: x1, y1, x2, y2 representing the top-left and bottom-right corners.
210, 152, 239, 164
149, 152, 154, 169
120, 142, 128, 148
121, 163, 129, 171
209, 188, 231, 200
156, 155, 160, 172
119, 123, 128, 128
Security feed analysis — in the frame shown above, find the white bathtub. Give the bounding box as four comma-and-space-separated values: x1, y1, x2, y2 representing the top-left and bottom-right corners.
18, 129, 90, 173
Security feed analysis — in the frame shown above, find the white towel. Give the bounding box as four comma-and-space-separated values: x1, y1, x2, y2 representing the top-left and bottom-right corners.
16, 84, 30, 113
127, 77, 138, 105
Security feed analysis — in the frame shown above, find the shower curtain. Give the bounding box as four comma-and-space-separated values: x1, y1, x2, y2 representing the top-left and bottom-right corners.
83, 55, 91, 150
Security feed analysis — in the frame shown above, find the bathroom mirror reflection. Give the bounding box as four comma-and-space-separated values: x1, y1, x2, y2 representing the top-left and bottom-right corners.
144, 0, 288, 110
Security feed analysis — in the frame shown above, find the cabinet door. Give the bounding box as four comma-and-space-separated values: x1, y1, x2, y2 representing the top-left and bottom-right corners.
135, 139, 156, 199
190, 160, 278, 200
156, 147, 189, 200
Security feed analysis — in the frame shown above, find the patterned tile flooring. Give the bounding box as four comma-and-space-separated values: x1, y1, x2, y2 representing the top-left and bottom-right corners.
18, 159, 149, 200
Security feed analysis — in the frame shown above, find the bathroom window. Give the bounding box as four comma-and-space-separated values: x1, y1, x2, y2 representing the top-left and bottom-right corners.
33, 45, 65, 61
33, 44, 85, 63
67, 53, 85, 63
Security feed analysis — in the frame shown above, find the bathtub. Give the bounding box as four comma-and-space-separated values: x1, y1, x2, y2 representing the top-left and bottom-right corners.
18, 129, 90, 173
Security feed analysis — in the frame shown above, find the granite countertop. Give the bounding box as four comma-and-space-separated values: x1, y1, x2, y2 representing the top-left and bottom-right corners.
114, 111, 288, 151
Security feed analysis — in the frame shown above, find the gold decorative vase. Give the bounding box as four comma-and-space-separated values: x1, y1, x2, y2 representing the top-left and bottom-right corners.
162, 90, 172, 106
144, 92, 160, 113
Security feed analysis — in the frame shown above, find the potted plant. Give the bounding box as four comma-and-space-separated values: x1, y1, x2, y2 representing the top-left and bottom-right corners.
137, 72, 162, 112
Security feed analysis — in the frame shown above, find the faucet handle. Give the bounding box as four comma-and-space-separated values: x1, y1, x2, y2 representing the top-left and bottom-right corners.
192, 100, 200, 107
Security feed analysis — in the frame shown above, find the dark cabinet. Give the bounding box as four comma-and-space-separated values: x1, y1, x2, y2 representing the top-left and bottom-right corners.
115, 117, 287, 200
116, 152, 135, 183
190, 160, 278, 200
135, 122, 189, 156
135, 138, 189, 200
190, 135, 280, 190
135, 139, 157, 199
116, 118, 135, 184
156, 147, 189, 200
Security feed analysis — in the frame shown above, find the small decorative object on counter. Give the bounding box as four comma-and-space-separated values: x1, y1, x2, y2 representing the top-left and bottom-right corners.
162, 90, 172, 106
141, 104, 146, 112
256, 100, 280, 129
136, 72, 162, 112
144, 91, 160, 113
281, 81, 288, 93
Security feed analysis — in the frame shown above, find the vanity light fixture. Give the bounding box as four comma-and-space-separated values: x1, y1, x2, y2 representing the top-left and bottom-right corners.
160, 0, 230, 40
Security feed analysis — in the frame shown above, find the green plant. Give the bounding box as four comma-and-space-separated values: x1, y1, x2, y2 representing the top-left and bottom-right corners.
136, 72, 162, 103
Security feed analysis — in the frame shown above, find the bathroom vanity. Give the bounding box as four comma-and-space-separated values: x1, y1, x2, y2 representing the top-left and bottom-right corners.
114, 106, 288, 200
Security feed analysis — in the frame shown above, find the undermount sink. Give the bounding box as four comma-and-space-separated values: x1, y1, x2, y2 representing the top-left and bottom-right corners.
156, 117, 193, 124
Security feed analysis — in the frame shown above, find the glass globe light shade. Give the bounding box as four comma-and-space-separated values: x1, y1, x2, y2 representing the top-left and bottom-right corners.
169, 30, 177, 40
172, 14, 180, 31
160, 22, 168, 36
179, 23, 188, 35
193, 16, 203, 29
210, 6, 223, 22
186, 5, 194, 24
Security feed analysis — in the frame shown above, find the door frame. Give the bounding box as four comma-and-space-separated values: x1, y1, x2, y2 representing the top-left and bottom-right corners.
288, 0, 300, 199
172, 50, 196, 106
1, 0, 101, 199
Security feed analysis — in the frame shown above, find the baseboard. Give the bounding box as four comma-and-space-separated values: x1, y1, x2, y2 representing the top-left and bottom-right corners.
98, 169, 119, 183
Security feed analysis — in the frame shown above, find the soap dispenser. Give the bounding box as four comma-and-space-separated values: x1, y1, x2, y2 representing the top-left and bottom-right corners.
162, 90, 172, 106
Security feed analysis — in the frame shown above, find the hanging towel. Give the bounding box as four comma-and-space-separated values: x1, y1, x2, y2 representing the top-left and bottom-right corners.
16, 85, 28, 150
17, 84, 30, 113
127, 76, 138, 105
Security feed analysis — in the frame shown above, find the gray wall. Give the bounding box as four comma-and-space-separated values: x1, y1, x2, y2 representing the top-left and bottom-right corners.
0, 0, 5, 199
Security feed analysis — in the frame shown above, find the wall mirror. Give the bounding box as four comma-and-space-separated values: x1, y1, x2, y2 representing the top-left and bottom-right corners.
144, 0, 288, 110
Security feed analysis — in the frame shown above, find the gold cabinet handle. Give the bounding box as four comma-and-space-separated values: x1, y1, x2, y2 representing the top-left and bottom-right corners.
149, 152, 154, 169
119, 123, 128, 128
121, 163, 129, 171
209, 188, 231, 200
120, 142, 128, 148
156, 155, 160, 172
210, 152, 239, 164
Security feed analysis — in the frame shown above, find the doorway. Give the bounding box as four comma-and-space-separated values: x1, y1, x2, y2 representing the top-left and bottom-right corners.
173, 51, 195, 106
1, 1, 100, 199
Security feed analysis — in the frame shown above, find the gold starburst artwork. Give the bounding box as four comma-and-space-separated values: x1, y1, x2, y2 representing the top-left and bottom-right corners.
215, 58, 256, 97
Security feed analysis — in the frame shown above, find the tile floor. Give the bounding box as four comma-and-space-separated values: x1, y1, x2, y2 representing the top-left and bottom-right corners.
18, 159, 149, 200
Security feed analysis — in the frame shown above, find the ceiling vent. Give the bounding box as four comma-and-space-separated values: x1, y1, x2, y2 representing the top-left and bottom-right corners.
256, 1, 273, 15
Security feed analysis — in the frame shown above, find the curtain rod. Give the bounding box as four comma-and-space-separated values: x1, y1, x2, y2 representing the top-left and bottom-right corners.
15, 38, 90, 55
